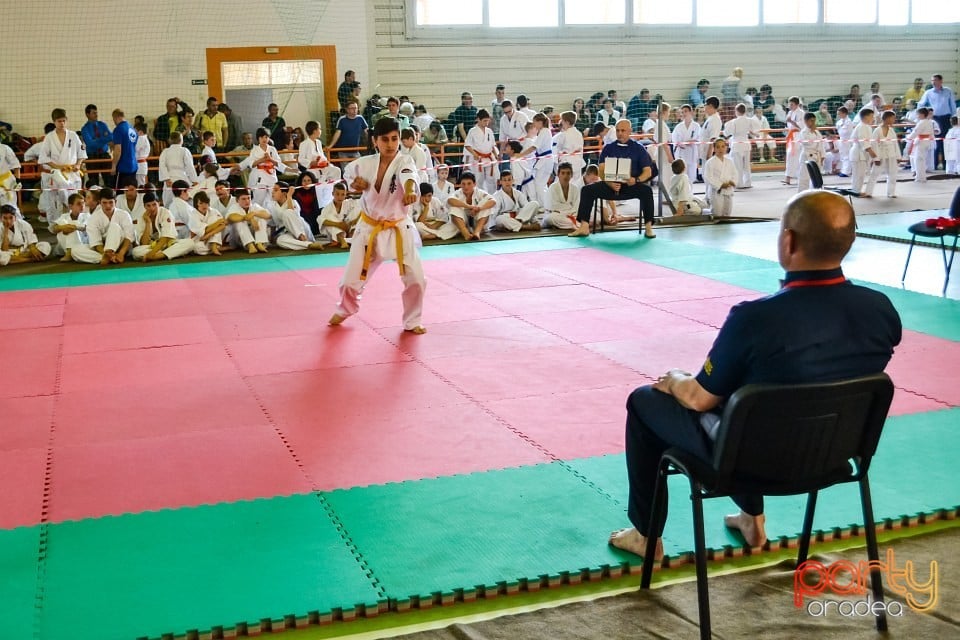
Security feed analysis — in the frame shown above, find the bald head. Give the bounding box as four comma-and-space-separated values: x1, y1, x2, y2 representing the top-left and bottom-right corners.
779, 192, 856, 268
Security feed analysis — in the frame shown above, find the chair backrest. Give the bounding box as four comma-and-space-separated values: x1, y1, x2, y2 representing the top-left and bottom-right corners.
711, 373, 894, 495
805, 160, 824, 189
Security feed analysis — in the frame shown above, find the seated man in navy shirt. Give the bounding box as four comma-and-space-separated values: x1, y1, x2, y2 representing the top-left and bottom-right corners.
610, 191, 902, 559
570, 118, 657, 239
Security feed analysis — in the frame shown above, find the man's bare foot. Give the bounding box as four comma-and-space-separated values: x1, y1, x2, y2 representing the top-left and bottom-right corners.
568, 221, 590, 237
405, 326, 427, 334
328, 314, 346, 326
724, 511, 767, 547
609, 527, 663, 561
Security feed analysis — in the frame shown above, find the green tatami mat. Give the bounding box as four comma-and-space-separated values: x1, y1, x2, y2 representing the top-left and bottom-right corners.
37, 495, 381, 640
0, 526, 40, 640
324, 463, 632, 601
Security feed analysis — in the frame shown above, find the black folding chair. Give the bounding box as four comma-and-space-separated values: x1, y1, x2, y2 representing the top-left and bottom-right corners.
902, 185, 960, 295
640, 373, 895, 640
806, 160, 859, 206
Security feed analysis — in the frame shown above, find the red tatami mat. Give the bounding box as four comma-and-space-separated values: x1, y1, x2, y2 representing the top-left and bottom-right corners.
4, 247, 957, 527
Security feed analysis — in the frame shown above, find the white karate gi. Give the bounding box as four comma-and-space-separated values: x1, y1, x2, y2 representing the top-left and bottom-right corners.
275, 205, 317, 250
448, 187, 494, 228
414, 198, 459, 240
499, 112, 529, 147
71, 208, 136, 263
723, 115, 760, 188
836, 116, 854, 175
796, 129, 825, 192
668, 173, 704, 215
945, 126, 960, 174
131, 206, 195, 260
212, 195, 236, 217
117, 193, 147, 240
430, 180, 455, 208
699, 113, 722, 162
135, 134, 151, 186
493, 188, 540, 232
53, 211, 90, 255
553, 127, 585, 185
543, 181, 580, 230
38, 129, 87, 215
0, 145, 22, 209
703, 155, 738, 217
225, 201, 271, 248
463, 125, 500, 193
873, 125, 901, 197
511, 157, 538, 204
784, 107, 804, 180
402, 144, 430, 185
0, 219, 51, 266
158, 144, 199, 206
753, 114, 777, 159
298, 137, 342, 206
240, 144, 288, 206
850, 122, 879, 194
187, 206, 224, 255
335, 153, 425, 331
531, 128, 554, 200
671, 119, 701, 181
168, 197, 196, 240
317, 198, 361, 244
907, 119, 935, 182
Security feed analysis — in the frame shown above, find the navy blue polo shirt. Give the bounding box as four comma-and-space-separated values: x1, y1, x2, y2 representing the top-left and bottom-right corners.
695, 268, 902, 399
599, 139, 655, 180
112, 120, 139, 174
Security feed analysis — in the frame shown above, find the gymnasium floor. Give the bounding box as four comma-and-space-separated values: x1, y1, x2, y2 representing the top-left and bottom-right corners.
1, 176, 958, 640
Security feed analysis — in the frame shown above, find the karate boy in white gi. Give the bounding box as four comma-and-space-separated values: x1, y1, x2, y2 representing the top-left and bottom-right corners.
835, 106, 854, 176
329, 116, 427, 334
299, 120, 342, 206
447, 171, 496, 241
553, 111, 585, 186
39, 108, 87, 222
850, 109, 879, 196
667, 160, 704, 215
493, 171, 540, 232
0, 205, 50, 265
907, 108, 935, 183
225, 188, 271, 254
401, 129, 430, 185
317, 182, 360, 249
463, 109, 500, 194
723, 103, 759, 188
0, 141, 22, 210
415, 183, 459, 240
53, 193, 90, 262
135, 122, 151, 186
132, 192, 196, 262
158, 131, 199, 206
430, 164, 455, 207
783, 97, 804, 186
703, 139, 738, 217
189, 191, 226, 255
796, 112, 825, 192
672, 105, 701, 182
543, 162, 580, 230
269, 182, 325, 251
945, 116, 960, 175
70, 188, 136, 265
873, 110, 902, 197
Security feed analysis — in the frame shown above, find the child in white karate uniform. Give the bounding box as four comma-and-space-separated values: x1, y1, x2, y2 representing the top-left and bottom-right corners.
70, 188, 136, 265
542, 162, 580, 230
908, 108, 935, 183
0, 205, 50, 266
462, 109, 500, 194
723, 103, 759, 188
430, 164, 455, 208
945, 116, 960, 175
835, 106, 854, 176
448, 171, 496, 241
873, 110, 902, 198
703, 139, 738, 216
132, 192, 197, 262
492, 171, 540, 232
672, 105, 701, 182
135, 122, 151, 186
529, 114, 554, 200
503, 141, 537, 205
269, 182, 325, 251
168, 180, 197, 239
38, 108, 87, 222
401, 129, 430, 185
238, 127, 288, 206
317, 182, 360, 249
116, 184, 147, 241
158, 131, 199, 206
699, 97, 722, 172
553, 111, 585, 186
753, 109, 777, 163
796, 112, 825, 192
668, 160, 705, 215
52, 193, 90, 262
226, 188, 271, 254
329, 117, 427, 334
783, 97, 804, 186
0, 142, 22, 210
415, 183, 459, 240
299, 120, 342, 207
188, 191, 226, 255
850, 109, 879, 196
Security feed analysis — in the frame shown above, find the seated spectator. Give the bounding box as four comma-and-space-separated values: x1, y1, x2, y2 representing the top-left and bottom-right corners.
292, 172, 322, 236
52, 193, 89, 262
596, 99, 620, 126
413, 104, 435, 132
430, 164, 455, 205
0, 140, 22, 210
1, 204, 50, 265
225, 187, 271, 253
447, 171, 495, 241
815, 103, 834, 127
317, 181, 360, 248
667, 159, 704, 215
608, 90, 628, 118
236, 128, 288, 206
688, 80, 710, 108
754, 84, 776, 118
176, 109, 201, 155
543, 162, 580, 231
421, 120, 448, 145
132, 191, 197, 262
71, 187, 136, 265
451, 92, 478, 141
269, 182, 325, 251
492, 171, 540, 233
189, 191, 227, 255
415, 182, 460, 240
904, 77, 926, 104
572, 97, 592, 131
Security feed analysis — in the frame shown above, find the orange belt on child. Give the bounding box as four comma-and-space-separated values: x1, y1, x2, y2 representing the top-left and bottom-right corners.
360, 211, 405, 281
475, 151, 495, 177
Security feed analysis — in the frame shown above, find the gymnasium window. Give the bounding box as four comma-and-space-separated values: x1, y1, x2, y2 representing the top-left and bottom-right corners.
632, 0, 692, 24
763, 0, 818, 24
697, 0, 759, 26
566, 0, 626, 25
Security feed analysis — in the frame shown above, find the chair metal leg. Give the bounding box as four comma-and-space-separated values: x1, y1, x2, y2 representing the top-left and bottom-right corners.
901, 236, 917, 283
797, 490, 819, 565
641, 459, 671, 589
943, 233, 959, 295
690, 481, 712, 640
859, 475, 888, 632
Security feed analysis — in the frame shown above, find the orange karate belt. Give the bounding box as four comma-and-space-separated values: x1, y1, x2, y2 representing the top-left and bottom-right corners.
359, 211, 406, 281
475, 151, 496, 177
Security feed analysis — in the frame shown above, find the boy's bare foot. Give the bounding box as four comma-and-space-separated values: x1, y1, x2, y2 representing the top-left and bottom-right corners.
460, 229, 472, 241
339, 239, 350, 249
246, 243, 258, 254
422, 232, 437, 240
405, 326, 427, 334
609, 527, 663, 561
255, 242, 268, 253
211, 244, 222, 256
724, 511, 767, 547
308, 241, 326, 251
328, 314, 346, 326
60, 251, 73, 263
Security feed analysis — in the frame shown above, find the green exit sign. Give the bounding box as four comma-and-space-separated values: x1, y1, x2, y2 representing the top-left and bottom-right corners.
191, 79, 207, 86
